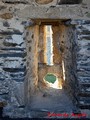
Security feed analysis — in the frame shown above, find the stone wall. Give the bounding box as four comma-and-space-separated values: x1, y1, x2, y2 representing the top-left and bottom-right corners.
0, 16, 27, 117
0, 0, 90, 118
76, 20, 90, 109
0, 2, 29, 117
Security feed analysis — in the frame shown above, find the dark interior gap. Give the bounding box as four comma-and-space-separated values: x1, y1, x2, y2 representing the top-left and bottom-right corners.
58, 0, 82, 4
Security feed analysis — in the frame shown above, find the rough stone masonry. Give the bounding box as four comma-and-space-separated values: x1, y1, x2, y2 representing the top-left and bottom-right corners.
0, 0, 90, 118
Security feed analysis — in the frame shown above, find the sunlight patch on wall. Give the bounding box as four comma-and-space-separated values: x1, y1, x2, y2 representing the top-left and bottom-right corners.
62, 60, 66, 81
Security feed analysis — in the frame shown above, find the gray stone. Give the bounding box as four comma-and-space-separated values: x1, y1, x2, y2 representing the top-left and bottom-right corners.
0, 80, 9, 95
0, 0, 90, 118
10, 81, 25, 107
16, 5, 89, 20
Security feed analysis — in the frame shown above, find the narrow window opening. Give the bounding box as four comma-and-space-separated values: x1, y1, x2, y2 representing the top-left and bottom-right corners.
45, 25, 54, 66
38, 22, 63, 90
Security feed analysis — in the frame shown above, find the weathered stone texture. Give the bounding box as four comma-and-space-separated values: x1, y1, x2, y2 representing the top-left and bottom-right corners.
0, 16, 26, 117
59, 25, 78, 104
25, 25, 39, 105
0, 0, 90, 118
52, 26, 62, 64
76, 20, 90, 109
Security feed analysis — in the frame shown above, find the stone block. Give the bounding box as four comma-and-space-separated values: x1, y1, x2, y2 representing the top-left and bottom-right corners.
10, 81, 25, 107
0, 13, 13, 19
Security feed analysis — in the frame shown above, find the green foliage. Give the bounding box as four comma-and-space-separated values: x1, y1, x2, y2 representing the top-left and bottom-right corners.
44, 73, 56, 83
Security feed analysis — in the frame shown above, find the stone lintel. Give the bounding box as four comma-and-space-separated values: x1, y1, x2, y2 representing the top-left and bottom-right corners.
16, 5, 90, 20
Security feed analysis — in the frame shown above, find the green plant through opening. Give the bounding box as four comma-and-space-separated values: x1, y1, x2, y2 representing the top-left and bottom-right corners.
44, 73, 57, 84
